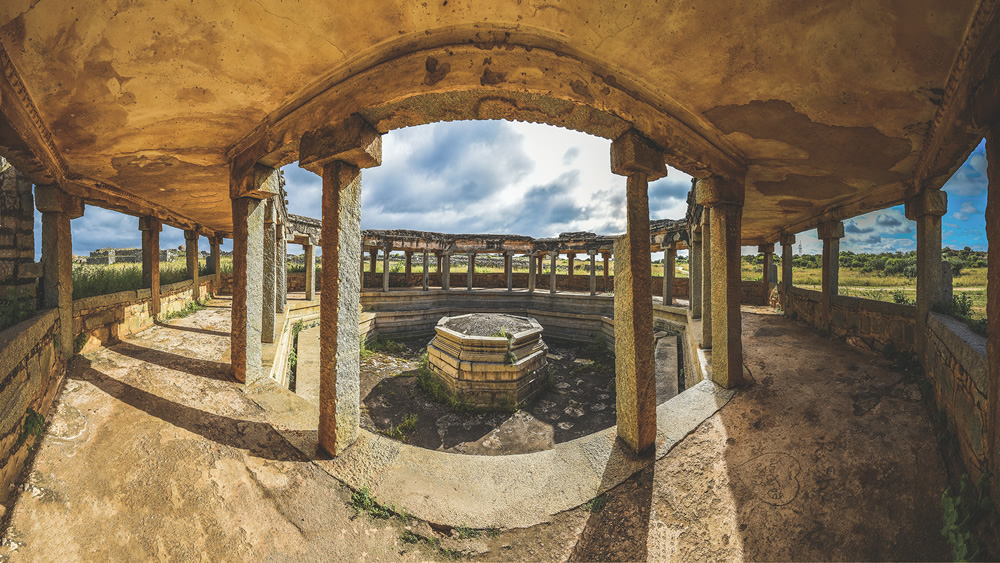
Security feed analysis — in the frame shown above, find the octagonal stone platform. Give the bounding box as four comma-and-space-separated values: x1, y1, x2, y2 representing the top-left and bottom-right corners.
427, 313, 548, 407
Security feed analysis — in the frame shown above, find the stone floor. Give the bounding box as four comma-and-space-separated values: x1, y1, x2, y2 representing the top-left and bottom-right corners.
0, 301, 950, 561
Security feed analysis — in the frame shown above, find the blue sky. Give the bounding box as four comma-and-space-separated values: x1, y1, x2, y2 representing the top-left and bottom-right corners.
53, 122, 988, 257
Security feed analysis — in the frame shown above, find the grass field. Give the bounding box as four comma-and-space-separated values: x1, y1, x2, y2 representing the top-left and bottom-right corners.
72, 257, 233, 300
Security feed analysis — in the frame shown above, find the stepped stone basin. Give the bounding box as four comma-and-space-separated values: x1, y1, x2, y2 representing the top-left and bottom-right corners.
427, 313, 548, 407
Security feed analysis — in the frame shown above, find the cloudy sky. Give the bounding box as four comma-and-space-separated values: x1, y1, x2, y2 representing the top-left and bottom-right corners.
54, 121, 988, 257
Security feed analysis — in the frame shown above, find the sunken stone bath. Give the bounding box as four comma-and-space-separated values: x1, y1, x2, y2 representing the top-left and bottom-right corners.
427, 313, 548, 407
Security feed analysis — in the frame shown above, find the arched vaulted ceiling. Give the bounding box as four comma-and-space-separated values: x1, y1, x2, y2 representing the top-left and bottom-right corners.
0, 1, 996, 241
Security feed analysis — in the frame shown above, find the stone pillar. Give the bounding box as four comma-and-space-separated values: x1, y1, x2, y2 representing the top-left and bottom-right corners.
701, 208, 713, 349
230, 164, 278, 383
696, 176, 747, 388
549, 252, 558, 294
467, 252, 475, 291
602, 252, 610, 292
690, 227, 703, 319
567, 253, 576, 285
505, 251, 514, 291
528, 252, 537, 293
985, 126, 1000, 501
298, 115, 380, 456
185, 229, 201, 301
360, 250, 366, 289
276, 224, 286, 314
441, 251, 451, 290
422, 251, 429, 291
906, 190, 948, 357
382, 244, 391, 292
139, 217, 161, 318
261, 203, 277, 344
610, 129, 665, 454
537, 255, 545, 282
369, 248, 377, 285
304, 242, 316, 300
780, 233, 795, 295
404, 250, 412, 282
818, 219, 844, 329
210, 235, 222, 296
36, 186, 81, 361
436, 252, 442, 274
759, 243, 774, 303
662, 245, 676, 305
588, 251, 597, 296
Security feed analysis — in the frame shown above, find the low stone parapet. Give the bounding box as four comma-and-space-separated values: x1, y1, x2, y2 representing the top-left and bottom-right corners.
783, 287, 916, 355
925, 313, 988, 482
0, 309, 62, 502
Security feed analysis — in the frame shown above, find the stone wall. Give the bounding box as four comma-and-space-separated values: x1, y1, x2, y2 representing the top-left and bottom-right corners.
0, 163, 41, 306
72, 279, 215, 353
0, 310, 62, 502
740, 280, 768, 305
783, 287, 916, 355
924, 313, 989, 483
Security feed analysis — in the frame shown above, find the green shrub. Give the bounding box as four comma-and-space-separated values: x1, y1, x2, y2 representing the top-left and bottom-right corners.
941, 472, 994, 561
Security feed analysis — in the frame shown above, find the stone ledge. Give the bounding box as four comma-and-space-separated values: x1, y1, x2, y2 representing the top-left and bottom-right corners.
927, 312, 987, 395
0, 309, 58, 382
250, 378, 733, 529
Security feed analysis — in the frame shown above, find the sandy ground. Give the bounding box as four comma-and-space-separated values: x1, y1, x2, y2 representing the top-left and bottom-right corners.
0, 301, 949, 561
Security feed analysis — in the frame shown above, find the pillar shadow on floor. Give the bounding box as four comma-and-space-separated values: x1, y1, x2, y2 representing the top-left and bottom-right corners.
153, 321, 230, 338
569, 439, 654, 562
111, 341, 232, 381
69, 358, 305, 463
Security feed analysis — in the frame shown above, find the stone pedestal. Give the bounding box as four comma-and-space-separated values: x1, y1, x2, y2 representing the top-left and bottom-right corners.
185, 229, 200, 301
140, 216, 161, 318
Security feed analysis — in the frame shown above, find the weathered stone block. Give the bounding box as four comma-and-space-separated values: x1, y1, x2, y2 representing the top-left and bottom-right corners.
610, 129, 666, 180
300, 115, 382, 174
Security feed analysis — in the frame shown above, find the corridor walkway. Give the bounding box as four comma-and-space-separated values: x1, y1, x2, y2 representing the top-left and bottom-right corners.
0, 300, 948, 561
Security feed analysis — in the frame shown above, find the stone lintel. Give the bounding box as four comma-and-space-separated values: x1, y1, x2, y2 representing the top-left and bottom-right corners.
35, 184, 84, 218
904, 189, 948, 220
231, 163, 281, 200
610, 129, 667, 180
758, 243, 775, 253
779, 232, 796, 246
138, 216, 162, 232
299, 115, 382, 174
817, 220, 845, 240
694, 176, 744, 207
